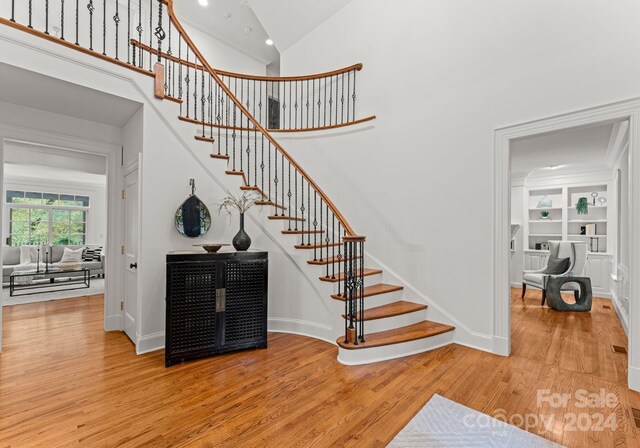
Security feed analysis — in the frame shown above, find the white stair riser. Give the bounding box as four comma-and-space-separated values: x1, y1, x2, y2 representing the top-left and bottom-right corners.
352, 309, 427, 334
335, 288, 404, 309
321, 273, 382, 291
337, 331, 454, 365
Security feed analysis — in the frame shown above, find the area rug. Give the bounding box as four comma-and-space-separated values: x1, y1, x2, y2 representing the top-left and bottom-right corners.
2, 278, 105, 306
388, 394, 563, 447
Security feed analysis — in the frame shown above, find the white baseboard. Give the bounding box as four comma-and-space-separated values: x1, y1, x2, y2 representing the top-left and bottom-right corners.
629, 366, 640, 392
104, 314, 122, 331
611, 290, 629, 336
136, 331, 165, 355
267, 317, 336, 346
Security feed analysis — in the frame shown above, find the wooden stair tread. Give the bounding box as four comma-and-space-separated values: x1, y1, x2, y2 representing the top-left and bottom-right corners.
319, 268, 383, 283
341, 301, 427, 321
165, 95, 183, 104
225, 170, 244, 176
195, 135, 215, 143
308, 255, 360, 266
282, 229, 324, 235
337, 321, 455, 350
210, 154, 230, 160
295, 242, 342, 250
331, 283, 403, 300
268, 215, 306, 222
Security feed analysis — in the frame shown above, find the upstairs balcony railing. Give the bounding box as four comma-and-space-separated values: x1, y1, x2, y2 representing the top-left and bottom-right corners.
2, 0, 369, 347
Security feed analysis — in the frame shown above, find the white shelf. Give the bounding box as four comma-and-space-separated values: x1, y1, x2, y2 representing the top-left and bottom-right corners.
568, 234, 607, 238
568, 219, 607, 223
529, 220, 562, 223
529, 234, 562, 237
529, 207, 562, 211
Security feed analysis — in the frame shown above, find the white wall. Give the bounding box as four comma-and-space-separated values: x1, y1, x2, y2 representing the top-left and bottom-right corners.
279, 0, 640, 338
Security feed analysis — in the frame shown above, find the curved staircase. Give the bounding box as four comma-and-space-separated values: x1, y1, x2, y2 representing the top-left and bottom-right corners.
0, 0, 455, 364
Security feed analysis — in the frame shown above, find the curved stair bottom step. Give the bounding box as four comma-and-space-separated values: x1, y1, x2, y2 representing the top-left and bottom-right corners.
345, 308, 428, 334
336, 330, 455, 366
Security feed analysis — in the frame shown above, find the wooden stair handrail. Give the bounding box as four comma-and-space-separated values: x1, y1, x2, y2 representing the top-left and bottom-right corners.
166, 0, 357, 236
130, 39, 362, 82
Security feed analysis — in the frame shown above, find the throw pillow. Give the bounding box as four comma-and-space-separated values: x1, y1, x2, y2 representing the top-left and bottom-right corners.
544, 256, 570, 275
60, 247, 84, 264
83, 247, 103, 261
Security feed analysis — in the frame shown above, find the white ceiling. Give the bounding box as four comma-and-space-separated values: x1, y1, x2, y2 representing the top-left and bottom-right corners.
0, 63, 141, 128
174, 0, 279, 65
511, 123, 616, 177
247, 0, 353, 53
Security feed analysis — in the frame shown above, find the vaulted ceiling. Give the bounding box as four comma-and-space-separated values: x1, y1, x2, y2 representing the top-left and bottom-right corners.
172, 0, 353, 66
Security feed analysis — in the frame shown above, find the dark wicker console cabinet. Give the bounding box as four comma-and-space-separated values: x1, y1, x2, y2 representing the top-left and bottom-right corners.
165, 251, 268, 367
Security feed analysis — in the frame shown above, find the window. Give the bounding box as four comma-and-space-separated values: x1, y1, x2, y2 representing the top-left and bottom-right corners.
6, 191, 89, 246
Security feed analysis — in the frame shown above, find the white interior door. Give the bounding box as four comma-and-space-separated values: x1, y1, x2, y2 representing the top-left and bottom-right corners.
123, 167, 139, 343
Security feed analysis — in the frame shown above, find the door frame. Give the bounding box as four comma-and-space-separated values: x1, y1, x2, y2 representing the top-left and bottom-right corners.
122, 154, 142, 346
0, 123, 125, 352
492, 98, 640, 392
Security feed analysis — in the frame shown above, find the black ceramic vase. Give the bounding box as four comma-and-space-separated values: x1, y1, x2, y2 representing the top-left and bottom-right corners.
232, 213, 251, 251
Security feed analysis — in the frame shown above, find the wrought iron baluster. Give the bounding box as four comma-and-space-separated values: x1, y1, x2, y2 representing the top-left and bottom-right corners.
335, 75, 339, 123
193, 60, 198, 120
325, 204, 330, 278
177, 38, 182, 115
343, 240, 348, 342
352, 70, 357, 121
127, 0, 130, 63
75, 0, 79, 45
45, 0, 50, 33
281, 153, 285, 221
294, 169, 298, 230
329, 75, 333, 126
61, 0, 66, 39
288, 80, 292, 129
185, 46, 190, 117
114, 0, 120, 59
273, 142, 278, 215
294, 80, 298, 129
287, 162, 292, 230
254, 127, 257, 187
347, 70, 351, 122
87, 0, 94, 49
136, 0, 142, 67
306, 80, 309, 129
201, 63, 205, 138
102, 0, 106, 55
232, 78, 237, 171
155, 0, 165, 63
260, 133, 264, 194
312, 79, 316, 129
300, 177, 305, 243
240, 79, 244, 175
337, 223, 342, 296
28, 0, 32, 28
268, 140, 272, 210
359, 239, 365, 342
319, 198, 323, 261
332, 215, 336, 279
313, 191, 317, 260
341, 73, 345, 124
306, 183, 311, 246
11, 0, 15, 22
148, 0, 152, 70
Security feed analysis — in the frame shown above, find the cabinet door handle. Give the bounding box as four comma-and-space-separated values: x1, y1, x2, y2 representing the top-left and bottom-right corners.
129, 263, 138, 269
216, 288, 226, 312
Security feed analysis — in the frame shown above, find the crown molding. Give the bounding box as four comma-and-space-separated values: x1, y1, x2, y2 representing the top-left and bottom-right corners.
173, 5, 273, 66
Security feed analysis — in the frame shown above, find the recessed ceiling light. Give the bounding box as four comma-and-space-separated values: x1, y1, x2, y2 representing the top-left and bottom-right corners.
265, 39, 274, 46
244, 27, 253, 35
198, 0, 208, 6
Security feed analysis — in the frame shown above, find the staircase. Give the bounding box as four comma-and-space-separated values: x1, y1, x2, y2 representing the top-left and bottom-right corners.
0, 0, 455, 364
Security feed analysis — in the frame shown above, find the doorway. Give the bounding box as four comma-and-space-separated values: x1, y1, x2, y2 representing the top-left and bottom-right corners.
493, 99, 640, 392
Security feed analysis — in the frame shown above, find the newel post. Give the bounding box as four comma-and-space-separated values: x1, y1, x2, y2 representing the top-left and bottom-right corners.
343, 235, 366, 345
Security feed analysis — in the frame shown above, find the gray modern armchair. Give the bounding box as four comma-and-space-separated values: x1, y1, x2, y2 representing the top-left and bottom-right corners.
522, 241, 588, 306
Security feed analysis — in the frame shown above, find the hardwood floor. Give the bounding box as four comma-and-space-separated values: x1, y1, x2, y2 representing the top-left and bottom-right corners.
0, 291, 639, 447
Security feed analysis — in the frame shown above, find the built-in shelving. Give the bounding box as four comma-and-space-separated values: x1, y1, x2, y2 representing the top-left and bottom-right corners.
525, 184, 610, 253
